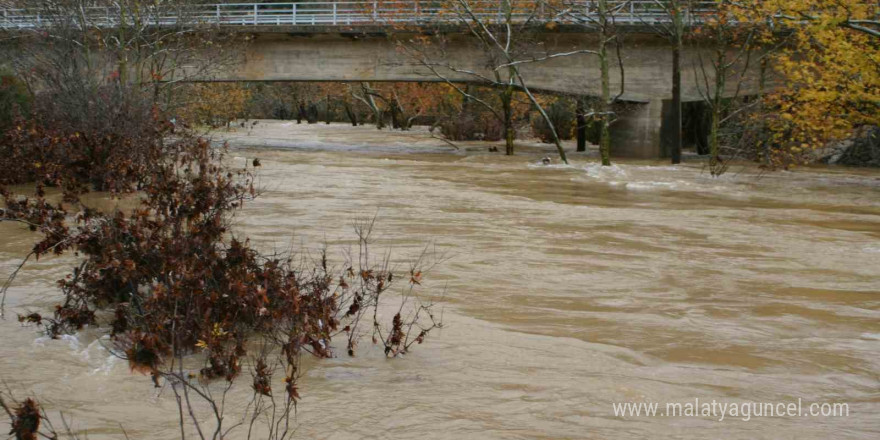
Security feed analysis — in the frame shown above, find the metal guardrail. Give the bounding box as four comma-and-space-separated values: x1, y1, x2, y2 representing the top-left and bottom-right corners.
0, 1, 718, 29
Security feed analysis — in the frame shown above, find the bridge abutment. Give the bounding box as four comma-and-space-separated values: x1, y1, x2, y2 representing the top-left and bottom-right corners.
610, 99, 680, 159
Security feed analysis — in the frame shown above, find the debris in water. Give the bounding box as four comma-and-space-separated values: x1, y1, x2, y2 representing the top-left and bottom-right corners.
17, 313, 42, 326
10, 398, 40, 440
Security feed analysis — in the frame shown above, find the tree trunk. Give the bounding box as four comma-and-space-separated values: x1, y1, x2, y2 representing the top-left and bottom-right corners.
709, 104, 720, 173
462, 84, 472, 113
297, 102, 306, 124
758, 57, 769, 165
390, 97, 402, 129
709, 31, 727, 176
670, 2, 683, 164
598, 0, 612, 166
501, 84, 514, 155
117, 8, 128, 86
307, 103, 319, 124
344, 101, 358, 126
709, 72, 724, 174
576, 97, 587, 152
515, 73, 568, 164
361, 83, 385, 129
325, 94, 332, 125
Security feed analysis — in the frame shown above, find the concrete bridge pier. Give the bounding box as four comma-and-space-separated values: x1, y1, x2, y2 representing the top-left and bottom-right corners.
610, 99, 679, 159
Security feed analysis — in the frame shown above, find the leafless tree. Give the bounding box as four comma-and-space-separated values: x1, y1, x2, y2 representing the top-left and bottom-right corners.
3, 0, 245, 133
402, 0, 586, 163
550, 0, 629, 166
351, 82, 388, 129
691, 0, 758, 176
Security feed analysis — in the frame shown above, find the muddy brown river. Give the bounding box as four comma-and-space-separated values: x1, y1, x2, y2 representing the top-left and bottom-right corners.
1, 123, 878, 439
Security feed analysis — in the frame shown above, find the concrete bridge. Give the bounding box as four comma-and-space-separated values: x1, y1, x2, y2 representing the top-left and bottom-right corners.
2, 1, 755, 158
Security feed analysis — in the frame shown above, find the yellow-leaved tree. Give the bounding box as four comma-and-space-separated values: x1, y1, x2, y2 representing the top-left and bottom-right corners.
739, 0, 878, 167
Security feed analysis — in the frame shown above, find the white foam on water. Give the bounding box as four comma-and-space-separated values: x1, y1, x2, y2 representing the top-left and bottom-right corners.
33, 333, 81, 350
32, 332, 119, 374
582, 162, 627, 180
527, 162, 576, 170
630, 165, 682, 172
624, 181, 680, 191
91, 355, 120, 375
576, 163, 692, 191
568, 162, 755, 196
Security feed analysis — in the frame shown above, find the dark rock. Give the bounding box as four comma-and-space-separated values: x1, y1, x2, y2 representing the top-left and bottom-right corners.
828, 126, 880, 167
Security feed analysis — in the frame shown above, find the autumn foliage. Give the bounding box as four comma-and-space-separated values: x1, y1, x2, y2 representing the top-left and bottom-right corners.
0, 117, 170, 192
700, 0, 879, 170
756, 0, 878, 167
2, 123, 439, 360
178, 83, 252, 129
0, 396, 41, 440
1, 111, 440, 437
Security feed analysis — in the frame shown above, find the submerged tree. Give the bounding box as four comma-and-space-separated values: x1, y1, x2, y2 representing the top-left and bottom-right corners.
5, 0, 244, 134
551, 0, 628, 166
403, 0, 573, 163
641, 0, 694, 164
690, 0, 760, 176
179, 83, 252, 129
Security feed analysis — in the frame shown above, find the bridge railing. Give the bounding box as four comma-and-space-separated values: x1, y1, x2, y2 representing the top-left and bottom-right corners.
0, 1, 719, 29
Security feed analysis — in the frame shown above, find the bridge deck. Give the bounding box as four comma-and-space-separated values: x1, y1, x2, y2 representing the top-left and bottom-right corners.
1, 1, 715, 29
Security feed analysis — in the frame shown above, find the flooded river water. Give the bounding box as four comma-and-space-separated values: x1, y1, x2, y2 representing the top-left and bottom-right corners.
1, 122, 878, 439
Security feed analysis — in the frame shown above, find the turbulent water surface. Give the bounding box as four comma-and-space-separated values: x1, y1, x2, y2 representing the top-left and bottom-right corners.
1, 123, 878, 439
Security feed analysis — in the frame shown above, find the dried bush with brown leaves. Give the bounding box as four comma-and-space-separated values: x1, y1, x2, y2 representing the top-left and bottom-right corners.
2, 118, 442, 438
2, 394, 42, 440
0, 392, 81, 440
0, 114, 173, 191
439, 111, 505, 142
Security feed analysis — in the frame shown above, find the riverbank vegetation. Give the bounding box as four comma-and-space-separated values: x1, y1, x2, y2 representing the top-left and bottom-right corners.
0, 1, 443, 437
1, 84, 443, 440
1, 127, 442, 436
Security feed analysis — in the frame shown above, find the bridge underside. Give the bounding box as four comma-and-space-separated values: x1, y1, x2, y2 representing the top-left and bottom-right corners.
219, 32, 763, 100
0, 29, 754, 159
203, 32, 762, 159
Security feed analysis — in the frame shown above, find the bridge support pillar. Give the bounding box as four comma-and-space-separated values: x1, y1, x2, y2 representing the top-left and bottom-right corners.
610, 99, 678, 159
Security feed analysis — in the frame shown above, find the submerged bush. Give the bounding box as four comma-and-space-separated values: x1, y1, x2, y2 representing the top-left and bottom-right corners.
0, 395, 41, 440
532, 99, 575, 143
0, 70, 178, 192
1, 117, 441, 438
439, 111, 504, 141
0, 117, 170, 192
